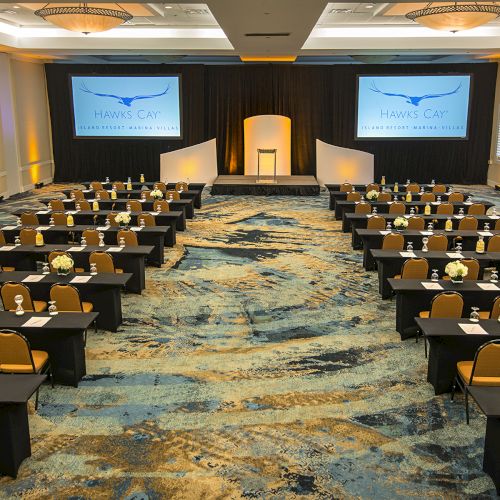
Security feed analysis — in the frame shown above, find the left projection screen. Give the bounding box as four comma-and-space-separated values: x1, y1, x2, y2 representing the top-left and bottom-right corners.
70, 75, 182, 139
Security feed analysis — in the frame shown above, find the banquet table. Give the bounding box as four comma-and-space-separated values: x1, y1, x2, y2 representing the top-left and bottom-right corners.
337, 200, 494, 230
42, 196, 194, 219
347, 213, 499, 246
0, 224, 168, 265
0, 374, 46, 478
325, 183, 453, 193
0, 243, 151, 294
371, 249, 494, 299
0, 271, 130, 332
467, 386, 500, 495
0, 311, 99, 386
415, 318, 500, 395
388, 279, 500, 339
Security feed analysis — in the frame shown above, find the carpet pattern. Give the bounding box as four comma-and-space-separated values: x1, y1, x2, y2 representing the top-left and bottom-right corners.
0, 184, 499, 499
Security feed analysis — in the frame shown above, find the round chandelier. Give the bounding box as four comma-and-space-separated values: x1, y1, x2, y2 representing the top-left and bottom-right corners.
406, 2, 500, 32
34, 3, 133, 34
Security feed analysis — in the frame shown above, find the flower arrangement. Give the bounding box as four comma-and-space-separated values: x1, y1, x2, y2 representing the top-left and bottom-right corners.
445, 260, 468, 282
115, 212, 131, 226
51, 254, 73, 275
366, 190, 379, 201
150, 189, 163, 200
393, 216, 408, 230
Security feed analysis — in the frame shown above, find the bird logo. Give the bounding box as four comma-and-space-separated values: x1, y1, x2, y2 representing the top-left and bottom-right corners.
80, 82, 170, 107
369, 81, 462, 107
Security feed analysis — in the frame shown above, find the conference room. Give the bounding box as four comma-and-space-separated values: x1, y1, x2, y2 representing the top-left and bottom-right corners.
1, 1, 500, 498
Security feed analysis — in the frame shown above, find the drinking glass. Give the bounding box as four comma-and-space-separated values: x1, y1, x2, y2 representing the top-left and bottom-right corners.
14, 294, 24, 316
49, 217, 54, 226
42, 262, 50, 274
431, 269, 439, 282
484, 223, 490, 231
140, 219, 145, 228
105, 217, 110, 226
98, 233, 105, 247
437, 196, 442, 203
386, 222, 392, 231
491, 270, 499, 283
422, 237, 429, 252
459, 208, 464, 216
76, 202, 81, 211
372, 207, 377, 215
48, 300, 58, 316
90, 263, 97, 275
81, 237, 87, 247
427, 223, 434, 231
407, 241, 414, 252
456, 243, 463, 253
470, 307, 480, 323
119, 237, 125, 248
14, 236, 20, 246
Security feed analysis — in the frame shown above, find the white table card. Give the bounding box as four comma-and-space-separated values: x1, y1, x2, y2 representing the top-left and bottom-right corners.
107, 247, 123, 252
454, 215, 465, 219
65, 211, 78, 215
400, 252, 417, 258
459, 323, 488, 335
446, 253, 464, 258
488, 215, 500, 220
70, 276, 92, 283
22, 275, 45, 283
130, 227, 143, 232
365, 214, 374, 218
36, 210, 50, 215
420, 231, 433, 236
2, 226, 17, 231
36, 226, 51, 231
379, 231, 391, 235
96, 226, 109, 231
149, 212, 160, 215
0, 246, 14, 251
22, 316, 51, 328
478, 232, 493, 237
477, 283, 499, 291
421, 282, 443, 290
67, 246, 84, 252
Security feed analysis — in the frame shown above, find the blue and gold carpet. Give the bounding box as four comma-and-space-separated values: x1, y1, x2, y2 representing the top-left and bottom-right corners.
0, 184, 499, 499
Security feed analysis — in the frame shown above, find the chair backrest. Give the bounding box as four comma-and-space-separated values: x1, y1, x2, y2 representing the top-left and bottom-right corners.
448, 192, 464, 202
496, 219, 500, 231
49, 199, 65, 211
166, 190, 180, 201
429, 291, 464, 318
19, 228, 36, 245
49, 283, 83, 312
382, 232, 404, 250
20, 212, 39, 226
436, 203, 453, 215
468, 203, 486, 216
117, 229, 138, 246
377, 192, 391, 202
89, 251, 116, 273
346, 192, 361, 202
458, 216, 478, 231
489, 296, 500, 319
48, 250, 74, 272
113, 181, 125, 190
138, 213, 156, 227
175, 181, 189, 192
427, 234, 448, 251
366, 183, 379, 192
340, 183, 353, 192
95, 189, 110, 200
90, 181, 104, 191
407, 216, 424, 230
52, 212, 67, 225
0, 282, 35, 311
0, 231, 5, 246
389, 202, 405, 215
153, 200, 170, 212
401, 258, 429, 279
406, 183, 420, 193
77, 200, 91, 211
461, 258, 480, 280
108, 212, 119, 227
127, 200, 142, 212
432, 184, 447, 193
420, 193, 436, 202
468, 340, 500, 382
488, 234, 500, 252
82, 229, 100, 245
154, 182, 167, 192
354, 202, 371, 215
367, 216, 386, 230
70, 190, 85, 200
0, 330, 36, 372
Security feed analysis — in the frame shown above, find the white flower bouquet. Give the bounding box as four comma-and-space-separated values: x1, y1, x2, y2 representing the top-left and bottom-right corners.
393, 216, 408, 230
115, 212, 131, 226
51, 254, 73, 275
445, 260, 468, 282
150, 189, 163, 200
366, 190, 379, 201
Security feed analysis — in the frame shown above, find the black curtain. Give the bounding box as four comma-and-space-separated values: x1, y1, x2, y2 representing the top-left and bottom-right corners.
46, 62, 497, 184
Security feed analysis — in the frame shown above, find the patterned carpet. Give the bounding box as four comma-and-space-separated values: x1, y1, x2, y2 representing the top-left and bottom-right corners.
0, 184, 499, 499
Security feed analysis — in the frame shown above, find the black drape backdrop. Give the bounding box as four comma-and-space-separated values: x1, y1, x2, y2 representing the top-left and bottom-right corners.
46, 62, 497, 184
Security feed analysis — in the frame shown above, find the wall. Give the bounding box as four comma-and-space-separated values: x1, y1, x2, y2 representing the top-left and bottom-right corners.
488, 63, 500, 186
0, 54, 53, 197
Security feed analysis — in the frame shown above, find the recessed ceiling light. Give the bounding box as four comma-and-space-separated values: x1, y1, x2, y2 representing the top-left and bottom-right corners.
13, 5, 20, 8
365, 4, 374, 8
165, 5, 173, 9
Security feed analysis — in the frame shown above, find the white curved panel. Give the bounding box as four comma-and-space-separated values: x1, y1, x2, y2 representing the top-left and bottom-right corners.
244, 115, 291, 176
316, 139, 374, 186
160, 138, 218, 185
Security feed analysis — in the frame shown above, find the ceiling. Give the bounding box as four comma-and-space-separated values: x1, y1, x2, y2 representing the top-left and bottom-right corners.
0, 1, 500, 63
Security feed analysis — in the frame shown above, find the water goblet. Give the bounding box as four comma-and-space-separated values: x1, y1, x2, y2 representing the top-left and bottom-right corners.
407, 241, 414, 252
90, 263, 97, 275
119, 237, 125, 248
484, 223, 490, 231
431, 269, 439, 282
42, 262, 50, 274
48, 300, 58, 316
372, 207, 377, 215
140, 219, 145, 228
81, 237, 87, 247
14, 294, 24, 316
410, 207, 415, 216
49, 217, 54, 226
459, 208, 464, 216
422, 237, 429, 252
105, 176, 110, 183
14, 236, 20, 246
470, 307, 480, 323
98, 233, 105, 247
491, 270, 499, 283
427, 223, 434, 231
105, 216, 110, 226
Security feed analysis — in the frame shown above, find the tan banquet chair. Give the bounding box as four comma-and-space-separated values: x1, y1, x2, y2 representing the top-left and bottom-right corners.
487, 235, 500, 252
52, 212, 67, 225
421, 193, 436, 203
436, 203, 453, 215
479, 296, 500, 320
366, 183, 379, 192
76, 200, 91, 211
153, 200, 170, 213
394, 258, 429, 280
0, 281, 47, 312
117, 229, 138, 246
406, 183, 420, 193
127, 200, 142, 212
107, 212, 120, 227
70, 190, 85, 200
113, 181, 125, 190
458, 216, 478, 231
407, 217, 424, 230
166, 190, 180, 201
19, 228, 37, 245
448, 192, 464, 202
354, 202, 371, 215
367, 216, 386, 230
20, 212, 39, 226
95, 189, 110, 200
382, 232, 404, 250
82, 229, 100, 246
48, 250, 84, 273
153, 182, 167, 192
427, 234, 448, 251
419, 291, 464, 319
137, 213, 156, 227
377, 192, 391, 202
443, 258, 480, 281
451, 340, 500, 424
389, 202, 405, 215
340, 183, 353, 193
89, 251, 123, 274
49, 199, 65, 211
468, 203, 486, 216
90, 181, 104, 191
346, 192, 361, 202
432, 184, 447, 193
175, 181, 189, 192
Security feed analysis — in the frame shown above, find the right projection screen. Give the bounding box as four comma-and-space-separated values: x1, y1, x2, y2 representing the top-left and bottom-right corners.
356, 74, 471, 140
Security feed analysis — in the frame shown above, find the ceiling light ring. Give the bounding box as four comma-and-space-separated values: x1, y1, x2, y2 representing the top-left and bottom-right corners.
406, 3, 500, 21
34, 6, 132, 23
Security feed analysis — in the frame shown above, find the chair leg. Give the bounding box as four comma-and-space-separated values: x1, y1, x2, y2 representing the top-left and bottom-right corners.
35, 387, 39, 411
465, 388, 470, 425
424, 336, 428, 358
451, 378, 457, 401
94, 320, 97, 333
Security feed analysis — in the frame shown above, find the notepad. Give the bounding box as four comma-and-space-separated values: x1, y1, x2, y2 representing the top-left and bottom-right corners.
379, 230, 391, 235
421, 282, 443, 290
2, 226, 17, 231
36, 226, 50, 231
454, 215, 465, 219
464, 202, 473, 205
107, 247, 123, 252
96, 226, 109, 231
420, 231, 433, 236
478, 232, 493, 237
400, 251, 416, 257
166, 199, 172, 203
386, 201, 394, 205
0, 246, 14, 251
477, 283, 499, 290
130, 227, 143, 232
431, 202, 440, 205
446, 253, 464, 258
489, 215, 500, 219
36, 210, 50, 215
459, 323, 488, 335
83, 189, 91, 193
22, 275, 45, 283
65, 211, 78, 215
149, 212, 159, 215
67, 246, 84, 252
22, 316, 51, 328
70, 275, 92, 283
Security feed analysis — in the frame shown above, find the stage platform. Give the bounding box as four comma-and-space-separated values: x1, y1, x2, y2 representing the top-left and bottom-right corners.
211, 175, 320, 196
